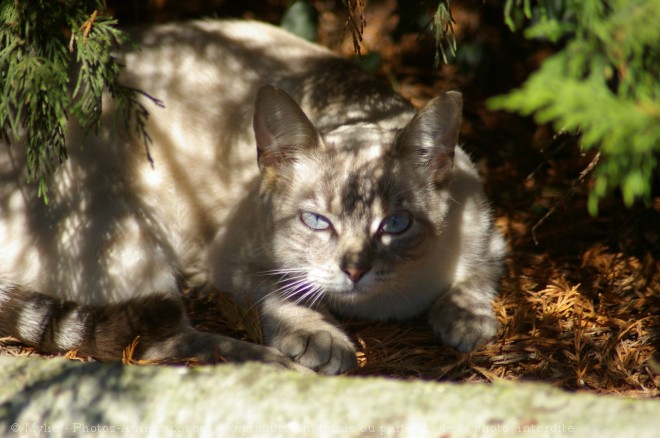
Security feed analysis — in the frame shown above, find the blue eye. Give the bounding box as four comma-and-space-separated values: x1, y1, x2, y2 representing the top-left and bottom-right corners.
301, 211, 332, 231
379, 211, 412, 235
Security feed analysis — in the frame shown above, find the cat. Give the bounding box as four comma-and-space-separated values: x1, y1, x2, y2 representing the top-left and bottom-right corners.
0, 20, 505, 374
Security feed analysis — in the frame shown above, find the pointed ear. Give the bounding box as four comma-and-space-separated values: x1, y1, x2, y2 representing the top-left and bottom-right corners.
253, 85, 321, 170
396, 91, 462, 185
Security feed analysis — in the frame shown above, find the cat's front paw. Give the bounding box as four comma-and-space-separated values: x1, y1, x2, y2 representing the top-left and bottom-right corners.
274, 329, 357, 375
429, 294, 500, 352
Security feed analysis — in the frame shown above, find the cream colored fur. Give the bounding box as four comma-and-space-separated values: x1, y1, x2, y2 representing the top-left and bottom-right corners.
0, 20, 504, 374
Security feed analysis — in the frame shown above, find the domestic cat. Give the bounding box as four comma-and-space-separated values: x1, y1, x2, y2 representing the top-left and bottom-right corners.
0, 20, 505, 374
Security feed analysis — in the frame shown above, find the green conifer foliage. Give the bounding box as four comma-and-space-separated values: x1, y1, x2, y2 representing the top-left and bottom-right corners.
0, 1, 153, 202
490, 0, 660, 213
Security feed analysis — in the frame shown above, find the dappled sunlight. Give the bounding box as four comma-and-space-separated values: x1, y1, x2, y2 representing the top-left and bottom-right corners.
1, 1, 657, 397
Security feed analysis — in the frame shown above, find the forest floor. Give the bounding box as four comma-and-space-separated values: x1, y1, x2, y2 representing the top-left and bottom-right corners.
3, 1, 658, 398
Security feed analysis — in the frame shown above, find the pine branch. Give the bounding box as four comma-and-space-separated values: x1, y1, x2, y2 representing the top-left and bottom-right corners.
490, 0, 660, 213
532, 151, 601, 244
0, 0, 154, 203
432, 0, 457, 65
344, 0, 366, 54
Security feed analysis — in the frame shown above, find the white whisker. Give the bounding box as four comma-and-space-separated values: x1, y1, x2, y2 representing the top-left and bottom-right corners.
249, 265, 329, 310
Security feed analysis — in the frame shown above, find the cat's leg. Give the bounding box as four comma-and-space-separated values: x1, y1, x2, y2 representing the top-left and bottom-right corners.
428, 265, 501, 352
130, 301, 310, 371
259, 295, 357, 374
0, 281, 305, 370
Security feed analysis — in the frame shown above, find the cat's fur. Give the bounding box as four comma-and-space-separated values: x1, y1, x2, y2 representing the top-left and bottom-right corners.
0, 20, 505, 374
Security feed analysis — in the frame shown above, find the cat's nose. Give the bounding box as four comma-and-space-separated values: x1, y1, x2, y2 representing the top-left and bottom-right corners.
343, 267, 369, 283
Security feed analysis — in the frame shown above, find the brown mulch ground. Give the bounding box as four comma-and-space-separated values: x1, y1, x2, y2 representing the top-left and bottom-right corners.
3, 1, 658, 398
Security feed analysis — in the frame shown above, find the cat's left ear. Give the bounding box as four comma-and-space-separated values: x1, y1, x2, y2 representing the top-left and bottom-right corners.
397, 91, 462, 185
253, 85, 322, 170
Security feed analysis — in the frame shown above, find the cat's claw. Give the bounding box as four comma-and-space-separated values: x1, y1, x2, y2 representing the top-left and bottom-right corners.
276, 329, 357, 375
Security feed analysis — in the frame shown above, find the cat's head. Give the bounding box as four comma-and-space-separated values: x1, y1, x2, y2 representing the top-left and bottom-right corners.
253, 85, 461, 309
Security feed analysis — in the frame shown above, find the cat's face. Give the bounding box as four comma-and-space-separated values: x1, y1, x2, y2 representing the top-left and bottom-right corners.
267, 130, 445, 304
253, 86, 462, 306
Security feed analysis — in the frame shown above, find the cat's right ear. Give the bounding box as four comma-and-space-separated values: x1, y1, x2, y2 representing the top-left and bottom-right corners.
396, 91, 462, 186
253, 85, 322, 170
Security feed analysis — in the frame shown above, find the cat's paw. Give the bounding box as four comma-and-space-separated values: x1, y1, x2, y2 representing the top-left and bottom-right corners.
429, 295, 500, 353
274, 329, 357, 375
432, 312, 499, 352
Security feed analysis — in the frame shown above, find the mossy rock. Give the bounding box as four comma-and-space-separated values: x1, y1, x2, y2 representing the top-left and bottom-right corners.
1, 356, 658, 437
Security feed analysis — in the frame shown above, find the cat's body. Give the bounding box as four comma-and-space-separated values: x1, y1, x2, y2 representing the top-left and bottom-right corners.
0, 20, 504, 373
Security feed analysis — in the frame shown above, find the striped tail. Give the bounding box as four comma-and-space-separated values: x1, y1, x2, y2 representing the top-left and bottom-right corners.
0, 281, 186, 361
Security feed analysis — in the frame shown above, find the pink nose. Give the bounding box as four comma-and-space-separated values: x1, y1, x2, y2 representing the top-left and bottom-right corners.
343, 267, 368, 283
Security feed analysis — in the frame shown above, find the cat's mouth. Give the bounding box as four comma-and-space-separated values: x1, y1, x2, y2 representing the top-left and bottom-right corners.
324, 281, 381, 303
